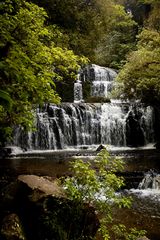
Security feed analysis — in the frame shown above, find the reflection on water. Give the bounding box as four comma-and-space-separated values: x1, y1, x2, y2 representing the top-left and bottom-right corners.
114, 190, 160, 240
1, 149, 160, 240
0, 157, 71, 177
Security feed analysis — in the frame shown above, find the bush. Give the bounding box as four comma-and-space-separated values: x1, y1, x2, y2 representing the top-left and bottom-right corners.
63, 149, 146, 239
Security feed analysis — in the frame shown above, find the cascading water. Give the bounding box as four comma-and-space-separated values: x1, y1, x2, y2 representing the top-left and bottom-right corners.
138, 170, 160, 190
7, 64, 160, 240
13, 102, 154, 150
86, 64, 117, 97
12, 64, 155, 150
74, 73, 83, 103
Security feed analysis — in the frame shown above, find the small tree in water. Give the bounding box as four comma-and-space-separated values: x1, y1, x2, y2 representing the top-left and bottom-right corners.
63, 149, 146, 240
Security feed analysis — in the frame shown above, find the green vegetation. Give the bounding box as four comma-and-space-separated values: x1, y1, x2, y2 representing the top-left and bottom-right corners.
94, 2, 137, 68
116, 0, 160, 104
31, 0, 137, 68
0, 0, 159, 237
0, 90, 13, 111
0, 0, 86, 145
63, 149, 146, 239
0, 0, 160, 137
0, 0, 139, 144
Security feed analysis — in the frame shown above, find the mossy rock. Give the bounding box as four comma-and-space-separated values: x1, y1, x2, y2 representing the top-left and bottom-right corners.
1, 213, 26, 240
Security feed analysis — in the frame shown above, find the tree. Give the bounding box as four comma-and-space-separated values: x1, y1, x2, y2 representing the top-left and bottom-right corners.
0, 0, 87, 145
63, 149, 146, 239
142, 0, 160, 31
116, 1, 160, 104
118, 0, 151, 26
30, 0, 105, 59
0, 90, 13, 111
94, 2, 137, 68
30, 0, 137, 68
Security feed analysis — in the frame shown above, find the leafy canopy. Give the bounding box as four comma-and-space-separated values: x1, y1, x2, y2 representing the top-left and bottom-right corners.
0, 0, 87, 144
116, 1, 160, 104
31, 0, 137, 69
94, 2, 137, 68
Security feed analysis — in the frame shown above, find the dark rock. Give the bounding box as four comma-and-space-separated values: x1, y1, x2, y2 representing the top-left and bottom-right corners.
0, 148, 12, 159
18, 175, 64, 199
126, 112, 144, 147
153, 106, 160, 150
154, 142, 160, 149
0, 175, 99, 240
30, 196, 99, 240
0, 147, 23, 159
96, 144, 106, 152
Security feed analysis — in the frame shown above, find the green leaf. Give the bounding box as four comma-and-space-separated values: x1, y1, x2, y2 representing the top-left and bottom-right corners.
0, 90, 13, 111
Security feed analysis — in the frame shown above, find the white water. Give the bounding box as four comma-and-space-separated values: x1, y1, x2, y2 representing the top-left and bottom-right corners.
74, 74, 83, 103
89, 64, 117, 97
12, 65, 155, 151
91, 81, 112, 97
128, 170, 160, 198
12, 103, 155, 150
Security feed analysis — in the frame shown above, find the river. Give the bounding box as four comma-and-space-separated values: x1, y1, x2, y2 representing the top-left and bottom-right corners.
1, 146, 160, 239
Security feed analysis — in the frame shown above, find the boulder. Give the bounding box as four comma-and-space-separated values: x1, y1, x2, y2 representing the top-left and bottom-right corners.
18, 175, 64, 200
0, 146, 23, 159
96, 144, 106, 152
0, 174, 99, 240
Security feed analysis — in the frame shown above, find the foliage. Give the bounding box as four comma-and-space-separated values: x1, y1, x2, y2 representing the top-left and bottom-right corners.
142, 0, 160, 31
116, 27, 160, 104
0, 90, 13, 145
115, 0, 160, 104
119, 0, 151, 26
39, 197, 98, 240
0, 90, 13, 111
30, 0, 137, 69
30, 0, 104, 58
63, 149, 146, 239
112, 225, 146, 240
0, 0, 87, 145
94, 3, 137, 68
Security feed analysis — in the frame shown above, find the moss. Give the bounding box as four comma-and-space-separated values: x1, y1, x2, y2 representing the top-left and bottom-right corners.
1, 213, 26, 240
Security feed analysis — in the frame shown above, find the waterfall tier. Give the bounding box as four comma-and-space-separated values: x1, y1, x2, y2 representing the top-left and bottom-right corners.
13, 103, 154, 150
83, 64, 117, 98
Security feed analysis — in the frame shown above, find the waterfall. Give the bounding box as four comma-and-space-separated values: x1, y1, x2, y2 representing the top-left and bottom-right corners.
74, 73, 84, 103
138, 170, 160, 190
11, 65, 155, 151
87, 64, 117, 98
12, 103, 155, 150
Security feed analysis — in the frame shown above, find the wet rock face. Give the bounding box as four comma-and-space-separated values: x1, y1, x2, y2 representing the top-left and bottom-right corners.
126, 111, 145, 147
0, 175, 99, 240
154, 106, 160, 149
